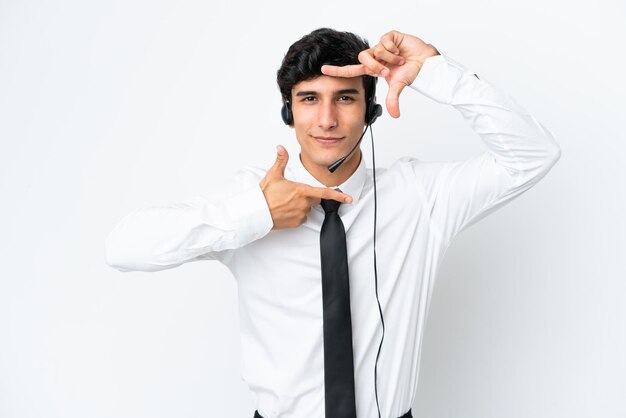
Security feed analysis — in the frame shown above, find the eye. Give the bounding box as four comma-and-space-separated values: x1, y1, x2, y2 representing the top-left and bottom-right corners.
301, 96, 316, 102
338, 95, 355, 102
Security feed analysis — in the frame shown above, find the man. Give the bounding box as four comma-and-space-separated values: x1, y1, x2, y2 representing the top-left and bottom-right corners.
106, 28, 561, 418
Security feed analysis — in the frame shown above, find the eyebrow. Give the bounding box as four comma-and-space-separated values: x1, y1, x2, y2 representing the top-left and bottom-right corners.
295, 88, 361, 97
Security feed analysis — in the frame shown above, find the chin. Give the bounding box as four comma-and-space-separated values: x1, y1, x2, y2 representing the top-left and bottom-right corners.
309, 156, 337, 170
317, 149, 347, 166
299, 140, 357, 171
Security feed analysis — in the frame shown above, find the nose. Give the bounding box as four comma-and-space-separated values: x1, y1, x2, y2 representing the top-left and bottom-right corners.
317, 100, 338, 130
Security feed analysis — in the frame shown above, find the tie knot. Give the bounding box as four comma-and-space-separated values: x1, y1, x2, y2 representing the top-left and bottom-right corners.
320, 198, 341, 214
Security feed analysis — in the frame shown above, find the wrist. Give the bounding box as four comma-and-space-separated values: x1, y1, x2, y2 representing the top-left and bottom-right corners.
413, 44, 440, 71
428, 44, 441, 56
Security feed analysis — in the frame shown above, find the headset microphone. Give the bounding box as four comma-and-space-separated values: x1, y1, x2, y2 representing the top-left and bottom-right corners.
326, 98, 382, 173
281, 94, 382, 173
327, 124, 371, 173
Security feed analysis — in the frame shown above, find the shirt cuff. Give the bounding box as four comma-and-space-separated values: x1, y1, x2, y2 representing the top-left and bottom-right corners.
222, 184, 274, 243
408, 51, 480, 105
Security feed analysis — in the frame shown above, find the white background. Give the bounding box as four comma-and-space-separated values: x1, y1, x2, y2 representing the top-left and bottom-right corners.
1, 0, 625, 417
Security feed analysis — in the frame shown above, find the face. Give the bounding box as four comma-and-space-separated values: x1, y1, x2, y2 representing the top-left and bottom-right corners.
290, 75, 366, 179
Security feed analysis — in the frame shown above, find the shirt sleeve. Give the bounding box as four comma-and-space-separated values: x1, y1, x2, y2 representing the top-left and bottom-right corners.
104, 167, 274, 272
406, 50, 562, 246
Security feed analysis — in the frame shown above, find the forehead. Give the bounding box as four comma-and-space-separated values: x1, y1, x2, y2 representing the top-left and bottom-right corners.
292, 75, 364, 95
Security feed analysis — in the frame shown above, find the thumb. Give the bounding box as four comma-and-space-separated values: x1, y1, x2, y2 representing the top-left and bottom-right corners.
386, 81, 407, 118
269, 144, 289, 178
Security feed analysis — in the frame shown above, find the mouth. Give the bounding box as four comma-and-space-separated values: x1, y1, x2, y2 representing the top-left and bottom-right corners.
312, 135, 344, 144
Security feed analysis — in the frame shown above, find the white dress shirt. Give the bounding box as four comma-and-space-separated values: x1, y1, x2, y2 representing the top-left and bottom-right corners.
105, 51, 561, 418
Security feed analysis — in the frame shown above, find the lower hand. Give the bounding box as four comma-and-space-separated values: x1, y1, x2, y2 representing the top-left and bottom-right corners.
259, 146, 353, 229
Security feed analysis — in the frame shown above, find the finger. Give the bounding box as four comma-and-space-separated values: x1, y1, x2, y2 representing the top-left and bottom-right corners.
386, 81, 407, 118
380, 35, 400, 55
373, 44, 404, 66
358, 49, 390, 77
269, 144, 289, 178
321, 63, 370, 78
304, 185, 353, 204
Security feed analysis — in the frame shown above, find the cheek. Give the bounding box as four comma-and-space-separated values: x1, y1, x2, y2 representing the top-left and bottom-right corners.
293, 117, 307, 133
346, 104, 366, 127
292, 120, 311, 146
292, 108, 312, 130
347, 112, 366, 133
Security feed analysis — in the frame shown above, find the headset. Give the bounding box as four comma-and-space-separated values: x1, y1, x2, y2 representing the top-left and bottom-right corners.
281, 76, 386, 418
280, 83, 382, 127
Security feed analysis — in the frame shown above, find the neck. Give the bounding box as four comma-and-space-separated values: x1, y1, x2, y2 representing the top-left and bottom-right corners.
300, 150, 362, 187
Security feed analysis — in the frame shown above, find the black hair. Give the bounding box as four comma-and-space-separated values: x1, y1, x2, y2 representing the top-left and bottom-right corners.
276, 28, 377, 104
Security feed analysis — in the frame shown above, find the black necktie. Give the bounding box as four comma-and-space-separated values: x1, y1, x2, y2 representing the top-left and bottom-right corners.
320, 198, 357, 418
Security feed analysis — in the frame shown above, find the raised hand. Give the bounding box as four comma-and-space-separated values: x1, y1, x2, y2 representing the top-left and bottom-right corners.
259, 145, 353, 229
321, 30, 439, 118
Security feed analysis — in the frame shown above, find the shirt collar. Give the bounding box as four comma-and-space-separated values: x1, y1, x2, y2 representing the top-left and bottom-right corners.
290, 151, 367, 212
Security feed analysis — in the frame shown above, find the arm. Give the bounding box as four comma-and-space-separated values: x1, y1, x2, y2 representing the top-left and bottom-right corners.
407, 51, 561, 245
323, 30, 561, 245
105, 146, 352, 272
104, 168, 274, 272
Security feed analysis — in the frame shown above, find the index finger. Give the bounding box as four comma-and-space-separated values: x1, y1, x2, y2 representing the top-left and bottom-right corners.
321, 63, 370, 78
303, 185, 353, 204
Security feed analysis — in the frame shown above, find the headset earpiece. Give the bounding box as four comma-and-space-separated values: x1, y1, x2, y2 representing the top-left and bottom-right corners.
281, 100, 293, 125
366, 98, 383, 125
365, 76, 382, 125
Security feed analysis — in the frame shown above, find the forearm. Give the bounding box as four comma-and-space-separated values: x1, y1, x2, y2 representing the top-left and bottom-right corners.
404, 51, 561, 245
409, 52, 561, 186
105, 182, 273, 272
